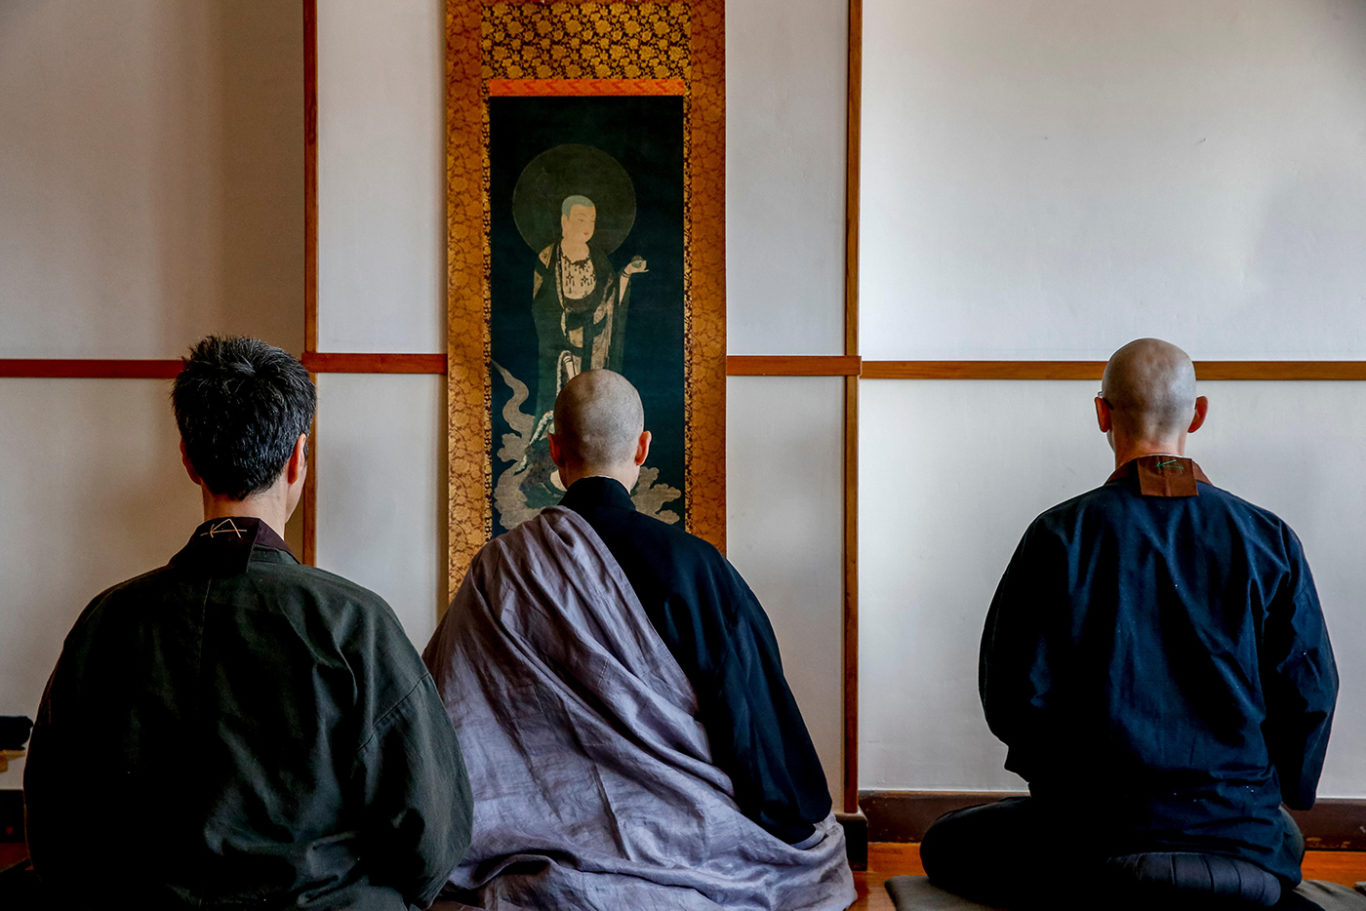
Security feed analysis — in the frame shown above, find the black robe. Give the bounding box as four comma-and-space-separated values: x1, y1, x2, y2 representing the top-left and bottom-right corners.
980, 457, 1338, 881
560, 477, 832, 843
25, 517, 473, 909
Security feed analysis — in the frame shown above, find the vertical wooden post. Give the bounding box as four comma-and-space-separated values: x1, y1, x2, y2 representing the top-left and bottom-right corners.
842, 0, 863, 818
302, 0, 319, 566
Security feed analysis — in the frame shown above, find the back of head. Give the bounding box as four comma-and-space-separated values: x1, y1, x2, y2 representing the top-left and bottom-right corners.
552, 370, 643, 471
173, 336, 316, 500
1101, 338, 1198, 439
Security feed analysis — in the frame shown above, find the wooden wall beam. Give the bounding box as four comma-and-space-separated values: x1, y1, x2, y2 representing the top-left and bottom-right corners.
725, 355, 861, 376
0, 359, 183, 379
302, 0, 319, 566
300, 353, 448, 374
842, 0, 864, 818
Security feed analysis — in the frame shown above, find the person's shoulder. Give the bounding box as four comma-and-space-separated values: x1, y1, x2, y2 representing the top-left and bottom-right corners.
1193, 482, 1302, 540
1031, 483, 1119, 526
537, 245, 553, 267
255, 559, 388, 606
619, 507, 724, 565
72, 564, 179, 626
250, 560, 408, 636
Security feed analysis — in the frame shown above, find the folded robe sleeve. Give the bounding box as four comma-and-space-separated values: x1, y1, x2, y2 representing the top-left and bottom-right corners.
680, 562, 832, 844
355, 672, 474, 906
978, 524, 1065, 784
1259, 526, 1338, 810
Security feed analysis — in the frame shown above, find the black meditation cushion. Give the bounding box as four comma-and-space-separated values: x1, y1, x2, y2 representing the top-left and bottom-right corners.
884, 875, 1366, 911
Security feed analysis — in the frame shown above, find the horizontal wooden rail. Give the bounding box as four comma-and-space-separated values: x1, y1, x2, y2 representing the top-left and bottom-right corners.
863, 360, 1366, 381
300, 352, 447, 374
726, 355, 862, 376
0, 359, 182, 379
863, 360, 1104, 380
7, 357, 1366, 382
0, 353, 450, 378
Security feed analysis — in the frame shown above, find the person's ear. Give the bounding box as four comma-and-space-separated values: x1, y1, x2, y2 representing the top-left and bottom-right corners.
1188, 396, 1209, 434
285, 433, 308, 486
548, 433, 565, 468
180, 439, 203, 487
634, 430, 652, 467
1095, 396, 1112, 434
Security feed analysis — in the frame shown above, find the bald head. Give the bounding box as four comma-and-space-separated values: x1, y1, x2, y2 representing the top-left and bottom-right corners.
1101, 338, 1199, 439
551, 370, 646, 477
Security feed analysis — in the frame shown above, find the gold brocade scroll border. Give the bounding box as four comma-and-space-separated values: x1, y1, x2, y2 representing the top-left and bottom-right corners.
446, 0, 726, 601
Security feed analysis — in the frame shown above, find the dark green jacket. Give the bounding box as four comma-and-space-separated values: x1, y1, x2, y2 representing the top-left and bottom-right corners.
25, 518, 471, 909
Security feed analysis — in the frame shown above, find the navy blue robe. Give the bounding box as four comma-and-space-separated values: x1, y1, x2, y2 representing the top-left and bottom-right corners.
980, 457, 1338, 881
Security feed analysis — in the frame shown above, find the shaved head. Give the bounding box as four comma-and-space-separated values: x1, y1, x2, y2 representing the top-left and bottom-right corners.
1101, 338, 1198, 438
552, 370, 645, 471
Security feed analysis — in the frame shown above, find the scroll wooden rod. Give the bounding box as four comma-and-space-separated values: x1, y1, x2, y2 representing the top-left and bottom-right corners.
862, 361, 1366, 381
725, 355, 862, 376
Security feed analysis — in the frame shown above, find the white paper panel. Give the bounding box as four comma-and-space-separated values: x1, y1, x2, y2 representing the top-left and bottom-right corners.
726, 0, 846, 356
728, 376, 846, 804
0, 380, 202, 734
860, 0, 1366, 360
860, 379, 1366, 797
314, 374, 446, 648
316, 0, 445, 354
0, 1, 302, 358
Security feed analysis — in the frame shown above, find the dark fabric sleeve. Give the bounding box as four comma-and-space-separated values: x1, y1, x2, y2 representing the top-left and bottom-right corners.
23, 668, 88, 891
356, 671, 473, 907
1260, 528, 1338, 810
688, 562, 832, 844
979, 524, 1062, 784
23, 604, 112, 897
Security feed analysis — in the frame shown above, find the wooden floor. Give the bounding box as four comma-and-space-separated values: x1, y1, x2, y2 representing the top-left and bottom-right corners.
5, 840, 1361, 908
851, 843, 1366, 911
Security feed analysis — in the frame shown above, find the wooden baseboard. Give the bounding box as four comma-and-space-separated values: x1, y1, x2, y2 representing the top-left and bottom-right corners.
861, 790, 1366, 851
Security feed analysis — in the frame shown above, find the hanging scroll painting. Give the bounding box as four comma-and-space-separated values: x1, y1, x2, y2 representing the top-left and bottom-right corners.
447, 0, 725, 589
489, 96, 685, 534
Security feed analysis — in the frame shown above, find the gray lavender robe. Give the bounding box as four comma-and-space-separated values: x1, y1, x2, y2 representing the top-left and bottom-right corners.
424, 507, 854, 911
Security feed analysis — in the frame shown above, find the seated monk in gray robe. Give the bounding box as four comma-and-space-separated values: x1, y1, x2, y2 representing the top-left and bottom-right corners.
424, 369, 855, 911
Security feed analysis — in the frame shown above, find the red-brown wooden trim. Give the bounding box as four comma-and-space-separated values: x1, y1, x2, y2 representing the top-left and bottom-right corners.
300, 353, 448, 374
302, 380, 318, 566
842, 0, 863, 818
863, 360, 1105, 380
301, 0, 319, 566
488, 78, 686, 97
1195, 361, 1366, 381
303, 0, 318, 355
0, 359, 182, 379
862, 360, 1366, 381
725, 355, 862, 377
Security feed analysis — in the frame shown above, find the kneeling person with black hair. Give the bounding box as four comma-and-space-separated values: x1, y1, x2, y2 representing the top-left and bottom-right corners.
25, 336, 472, 909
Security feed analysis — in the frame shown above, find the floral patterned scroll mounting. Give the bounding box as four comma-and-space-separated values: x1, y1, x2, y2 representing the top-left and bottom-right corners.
447, 0, 724, 599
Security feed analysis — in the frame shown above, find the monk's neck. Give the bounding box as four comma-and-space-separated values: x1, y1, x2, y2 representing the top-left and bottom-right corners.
201, 489, 290, 541
1111, 437, 1186, 470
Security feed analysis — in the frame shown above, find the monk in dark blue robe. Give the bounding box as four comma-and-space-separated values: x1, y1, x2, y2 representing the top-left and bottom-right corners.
25, 337, 472, 910
922, 338, 1338, 910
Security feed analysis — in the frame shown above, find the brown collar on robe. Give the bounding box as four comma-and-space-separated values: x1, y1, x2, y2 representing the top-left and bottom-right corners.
169, 516, 295, 573
1107, 456, 1211, 498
